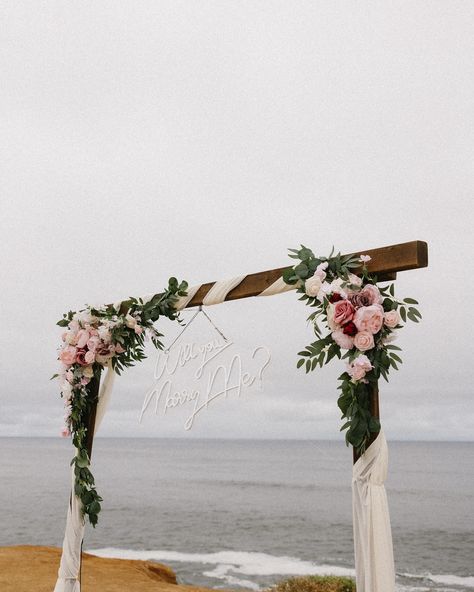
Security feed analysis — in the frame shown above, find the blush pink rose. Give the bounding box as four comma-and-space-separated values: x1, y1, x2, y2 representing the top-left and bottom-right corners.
361, 284, 382, 305
353, 304, 384, 334
353, 354, 372, 372
76, 329, 90, 349
348, 364, 366, 381
332, 329, 354, 350
59, 346, 77, 366
87, 336, 100, 352
384, 310, 401, 328
333, 300, 355, 325
84, 350, 95, 364
353, 330, 375, 352
314, 262, 328, 281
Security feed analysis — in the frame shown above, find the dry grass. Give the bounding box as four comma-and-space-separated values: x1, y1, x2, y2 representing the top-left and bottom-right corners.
267, 575, 356, 592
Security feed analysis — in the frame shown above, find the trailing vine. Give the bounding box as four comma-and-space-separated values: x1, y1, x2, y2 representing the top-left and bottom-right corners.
54, 278, 188, 526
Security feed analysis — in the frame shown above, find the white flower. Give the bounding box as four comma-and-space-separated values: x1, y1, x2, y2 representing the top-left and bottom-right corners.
125, 313, 138, 329
60, 381, 72, 398
348, 273, 362, 288
305, 275, 323, 297
97, 325, 111, 342
360, 254, 372, 263
329, 278, 347, 299
317, 281, 332, 302
73, 310, 93, 325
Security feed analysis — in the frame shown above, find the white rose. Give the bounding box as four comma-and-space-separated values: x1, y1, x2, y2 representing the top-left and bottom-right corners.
305, 275, 322, 297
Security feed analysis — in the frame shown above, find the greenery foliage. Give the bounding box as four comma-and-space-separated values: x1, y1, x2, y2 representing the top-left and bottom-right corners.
284, 246, 421, 454
268, 575, 356, 592
56, 277, 188, 526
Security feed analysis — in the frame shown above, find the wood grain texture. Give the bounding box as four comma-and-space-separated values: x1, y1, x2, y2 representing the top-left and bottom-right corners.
187, 240, 427, 308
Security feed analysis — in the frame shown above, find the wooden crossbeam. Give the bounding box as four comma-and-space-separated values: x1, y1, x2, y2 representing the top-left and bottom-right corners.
186, 240, 428, 308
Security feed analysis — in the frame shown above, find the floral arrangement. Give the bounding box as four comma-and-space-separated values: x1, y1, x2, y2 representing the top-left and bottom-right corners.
53, 277, 188, 526
283, 246, 421, 453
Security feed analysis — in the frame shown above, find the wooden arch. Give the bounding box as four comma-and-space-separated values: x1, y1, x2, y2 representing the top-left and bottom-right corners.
84, 240, 428, 464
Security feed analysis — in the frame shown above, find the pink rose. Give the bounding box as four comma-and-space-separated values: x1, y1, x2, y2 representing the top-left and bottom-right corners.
361, 284, 382, 305
347, 354, 373, 381
333, 300, 355, 325
348, 364, 366, 381
84, 350, 95, 364
332, 329, 354, 350
87, 336, 100, 352
353, 331, 375, 352
65, 331, 78, 345
353, 354, 372, 372
59, 346, 77, 366
76, 329, 90, 349
353, 304, 384, 334
61, 427, 71, 438
314, 262, 328, 281
75, 349, 89, 366
384, 310, 401, 328
134, 325, 143, 334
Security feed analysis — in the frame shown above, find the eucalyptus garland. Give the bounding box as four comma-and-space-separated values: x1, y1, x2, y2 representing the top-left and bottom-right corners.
54, 277, 188, 526
283, 246, 421, 454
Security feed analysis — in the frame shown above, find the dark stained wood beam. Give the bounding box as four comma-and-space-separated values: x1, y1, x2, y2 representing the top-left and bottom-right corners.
187, 240, 428, 308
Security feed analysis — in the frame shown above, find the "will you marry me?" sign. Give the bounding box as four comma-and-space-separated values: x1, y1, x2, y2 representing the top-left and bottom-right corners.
139, 334, 271, 430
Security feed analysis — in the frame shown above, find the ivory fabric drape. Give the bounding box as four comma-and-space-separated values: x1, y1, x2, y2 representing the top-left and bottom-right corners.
53, 364, 115, 592
352, 430, 395, 592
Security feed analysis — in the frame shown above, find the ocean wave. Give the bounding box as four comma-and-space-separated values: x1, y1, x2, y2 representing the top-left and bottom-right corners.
400, 571, 474, 589
88, 548, 474, 591
88, 548, 354, 588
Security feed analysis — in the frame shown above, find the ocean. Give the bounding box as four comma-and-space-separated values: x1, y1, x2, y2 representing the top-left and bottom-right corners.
0, 438, 473, 591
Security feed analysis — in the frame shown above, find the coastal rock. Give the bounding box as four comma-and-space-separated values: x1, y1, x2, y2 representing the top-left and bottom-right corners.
0, 545, 215, 592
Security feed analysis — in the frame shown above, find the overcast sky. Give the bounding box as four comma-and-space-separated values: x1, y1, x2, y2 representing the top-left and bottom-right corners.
1, 2, 473, 441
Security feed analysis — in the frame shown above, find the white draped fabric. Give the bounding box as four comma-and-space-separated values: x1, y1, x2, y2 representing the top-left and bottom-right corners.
352, 430, 395, 592
53, 364, 115, 592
